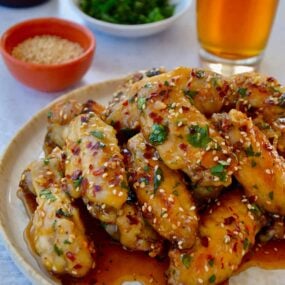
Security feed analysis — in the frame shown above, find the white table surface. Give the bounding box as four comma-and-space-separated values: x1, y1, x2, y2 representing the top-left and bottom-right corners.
0, 0, 284, 284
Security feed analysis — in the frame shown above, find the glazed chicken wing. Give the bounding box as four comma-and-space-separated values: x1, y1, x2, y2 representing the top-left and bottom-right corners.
105, 67, 229, 133
63, 112, 128, 223
44, 99, 105, 154
168, 190, 264, 285
20, 148, 94, 277
133, 68, 237, 196
225, 72, 285, 155
212, 109, 285, 215
126, 133, 198, 249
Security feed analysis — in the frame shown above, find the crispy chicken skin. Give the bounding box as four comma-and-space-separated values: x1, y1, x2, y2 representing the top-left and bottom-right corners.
104, 68, 166, 131
168, 190, 264, 285
226, 72, 285, 155
116, 203, 163, 257
105, 67, 229, 132
20, 148, 94, 277
126, 133, 198, 249
134, 68, 237, 193
44, 99, 105, 154
212, 109, 285, 215
63, 112, 128, 223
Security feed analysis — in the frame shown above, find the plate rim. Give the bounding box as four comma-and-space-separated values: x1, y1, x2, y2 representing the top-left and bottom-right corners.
0, 76, 126, 285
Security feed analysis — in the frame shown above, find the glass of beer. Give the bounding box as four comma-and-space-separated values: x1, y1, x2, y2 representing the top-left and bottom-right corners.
197, 0, 279, 75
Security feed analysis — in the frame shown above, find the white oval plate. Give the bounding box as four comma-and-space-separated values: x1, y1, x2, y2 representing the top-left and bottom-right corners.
0, 78, 285, 285
68, 0, 192, 38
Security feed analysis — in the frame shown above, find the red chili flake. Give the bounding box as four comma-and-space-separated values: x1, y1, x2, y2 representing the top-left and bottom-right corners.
267, 76, 275, 83
73, 264, 82, 270
93, 168, 104, 176
66, 252, 76, 262
201, 236, 209, 247
89, 164, 94, 170
182, 106, 190, 112
239, 125, 247, 132
125, 111, 130, 115
224, 216, 235, 225
81, 116, 88, 123
150, 92, 159, 98
122, 100, 129, 106
127, 214, 139, 225
71, 170, 82, 180
179, 143, 188, 152
81, 178, 89, 195
149, 112, 163, 124
144, 145, 154, 159
71, 145, 80, 156
112, 121, 121, 131
61, 152, 67, 160
248, 195, 257, 204
233, 242, 238, 253
93, 185, 102, 196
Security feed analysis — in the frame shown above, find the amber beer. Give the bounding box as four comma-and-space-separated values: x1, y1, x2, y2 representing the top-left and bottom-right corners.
197, 0, 279, 60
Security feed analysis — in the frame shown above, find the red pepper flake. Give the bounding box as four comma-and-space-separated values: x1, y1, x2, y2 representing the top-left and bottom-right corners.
149, 112, 163, 124
248, 195, 257, 204
112, 121, 121, 131
93, 185, 102, 196
143, 145, 155, 159
81, 178, 89, 195
71, 170, 82, 180
233, 242, 238, 253
122, 100, 128, 106
224, 216, 235, 225
179, 143, 188, 152
73, 264, 82, 270
182, 106, 190, 112
93, 168, 104, 176
71, 145, 80, 156
89, 164, 94, 170
201, 236, 209, 247
66, 252, 76, 262
127, 214, 139, 225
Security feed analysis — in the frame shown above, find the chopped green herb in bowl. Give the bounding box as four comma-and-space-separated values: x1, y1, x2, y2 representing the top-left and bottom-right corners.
79, 0, 175, 25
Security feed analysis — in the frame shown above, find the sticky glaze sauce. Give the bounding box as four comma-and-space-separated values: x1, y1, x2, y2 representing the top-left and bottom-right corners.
18, 186, 285, 285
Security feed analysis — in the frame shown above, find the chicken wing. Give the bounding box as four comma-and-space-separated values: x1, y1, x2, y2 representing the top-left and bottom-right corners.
126, 133, 198, 249
212, 109, 285, 215
104, 68, 166, 132
133, 68, 237, 196
168, 190, 264, 285
105, 67, 229, 133
225, 72, 285, 155
44, 99, 105, 154
20, 148, 95, 277
63, 112, 128, 223
116, 203, 163, 257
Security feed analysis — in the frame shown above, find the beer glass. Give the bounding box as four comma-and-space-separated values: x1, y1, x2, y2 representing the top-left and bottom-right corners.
197, 0, 279, 75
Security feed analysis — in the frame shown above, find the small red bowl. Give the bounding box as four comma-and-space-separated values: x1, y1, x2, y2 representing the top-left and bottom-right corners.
0, 17, 96, 92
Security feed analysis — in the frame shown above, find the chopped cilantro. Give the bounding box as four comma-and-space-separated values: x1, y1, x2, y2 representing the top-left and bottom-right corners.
90, 130, 104, 139
56, 208, 72, 218
77, 139, 82, 144
164, 80, 170, 86
196, 70, 205, 78
243, 237, 250, 250
138, 176, 149, 185
64, 239, 72, 245
210, 163, 227, 181
269, 191, 274, 200
144, 165, 150, 172
54, 244, 63, 256
209, 274, 216, 283
39, 189, 56, 202
172, 189, 179, 196
237, 87, 247, 97
149, 124, 168, 145
245, 144, 261, 157
251, 160, 257, 167
137, 97, 146, 110
187, 125, 211, 148
154, 167, 163, 193
47, 111, 53, 119
73, 176, 83, 188
181, 253, 192, 268
43, 158, 49, 165
279, 94, 285, 107
183, 89, 198, 103
208, 258, 214, 267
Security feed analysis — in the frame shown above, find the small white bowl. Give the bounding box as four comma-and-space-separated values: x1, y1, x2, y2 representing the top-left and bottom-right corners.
69, 0, 192, 37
